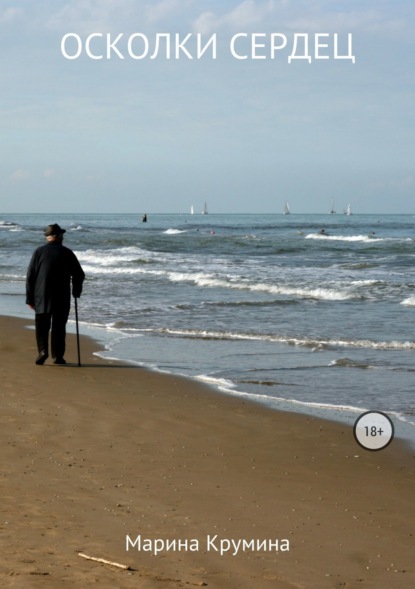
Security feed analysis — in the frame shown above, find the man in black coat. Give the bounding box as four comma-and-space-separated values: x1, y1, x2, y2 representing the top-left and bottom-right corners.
26, 223, 85, 365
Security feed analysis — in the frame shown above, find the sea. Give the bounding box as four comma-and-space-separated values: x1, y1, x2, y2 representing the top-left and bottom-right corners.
1, 212, 415, 447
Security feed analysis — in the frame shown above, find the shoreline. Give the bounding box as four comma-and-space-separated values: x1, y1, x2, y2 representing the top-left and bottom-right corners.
75, 318, 415, 450
3, 300, 415, 447
1, 314, 415, 588
9, 300, 415, 448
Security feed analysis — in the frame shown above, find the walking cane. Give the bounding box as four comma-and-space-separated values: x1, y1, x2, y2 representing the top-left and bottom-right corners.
74, 297, 81, 367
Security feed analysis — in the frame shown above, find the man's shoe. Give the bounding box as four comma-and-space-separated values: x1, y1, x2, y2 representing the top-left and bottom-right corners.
35, 352, 48, 365
53, 358, 66, 365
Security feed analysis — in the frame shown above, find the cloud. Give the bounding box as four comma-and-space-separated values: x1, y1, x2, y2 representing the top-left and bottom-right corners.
10, 169, 30, 182
286, 10, 408, 36
371, 174, 414, 197
9, 168, 57, 183
193, 1, 276, 34
43, 168, 56, 179
389, 175, 414, 191
145, 0, 194, 24
47, 0, 136, 33
192, 1, 411, 40
0, 8, 24, 24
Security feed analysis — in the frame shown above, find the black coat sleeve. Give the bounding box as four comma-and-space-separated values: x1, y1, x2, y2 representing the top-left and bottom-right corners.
25, 249, 40, 306
70, 251, 85, 298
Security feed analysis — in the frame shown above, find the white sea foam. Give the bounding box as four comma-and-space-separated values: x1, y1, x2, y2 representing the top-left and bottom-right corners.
164, 228, 186, 234
143, 327, 415, 351
0, 225, 23, 232
81, 264, 165, 276
248, 282, 352, 300
349, 279, 381, 286
0, 221, 19, 228
0, 273, 24, 281
167, 271, 352, 300
78, 246, 154, 265
388, 411, 415, 427
73, 248, 382, 303
401, 296, 415, 306
195, 374, 236, 388
216, 386, 367, 415
306, 233, 412, 243
76, 247, 171, 276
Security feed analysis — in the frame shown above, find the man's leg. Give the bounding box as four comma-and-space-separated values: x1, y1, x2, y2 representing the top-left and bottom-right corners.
35, 313, 51, 364
51, 310, 69, 363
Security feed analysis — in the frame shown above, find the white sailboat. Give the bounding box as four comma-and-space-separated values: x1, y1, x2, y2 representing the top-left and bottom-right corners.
190, 205, 194, 215
344, 203, 352, 216
202, 202, 208, 215
283, 201, 290, 215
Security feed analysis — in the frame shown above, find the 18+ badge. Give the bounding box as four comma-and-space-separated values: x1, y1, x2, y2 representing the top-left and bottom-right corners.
353, 411, 394, 451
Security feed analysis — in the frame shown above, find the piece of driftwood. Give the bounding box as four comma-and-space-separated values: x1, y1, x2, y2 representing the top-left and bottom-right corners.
78, 552, 131, 570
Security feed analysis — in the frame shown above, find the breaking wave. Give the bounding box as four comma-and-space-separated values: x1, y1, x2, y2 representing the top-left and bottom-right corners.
134, 327, 415, 351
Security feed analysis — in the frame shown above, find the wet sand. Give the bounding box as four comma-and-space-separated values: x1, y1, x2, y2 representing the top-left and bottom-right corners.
0, 315, 414, 588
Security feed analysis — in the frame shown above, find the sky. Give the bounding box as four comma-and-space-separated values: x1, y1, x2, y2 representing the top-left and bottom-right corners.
0, 0, 414, 214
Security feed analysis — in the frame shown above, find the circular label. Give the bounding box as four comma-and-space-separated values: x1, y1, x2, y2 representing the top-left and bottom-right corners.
353, 411, 394, 451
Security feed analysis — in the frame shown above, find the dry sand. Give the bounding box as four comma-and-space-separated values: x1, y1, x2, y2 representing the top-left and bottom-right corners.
0, 315, 414, 588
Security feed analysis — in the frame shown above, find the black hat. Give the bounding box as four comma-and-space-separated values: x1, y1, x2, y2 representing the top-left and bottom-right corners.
44, 223, 66, 237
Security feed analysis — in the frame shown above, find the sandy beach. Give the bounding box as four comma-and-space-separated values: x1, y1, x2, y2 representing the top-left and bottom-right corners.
1, 315, 414, 589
